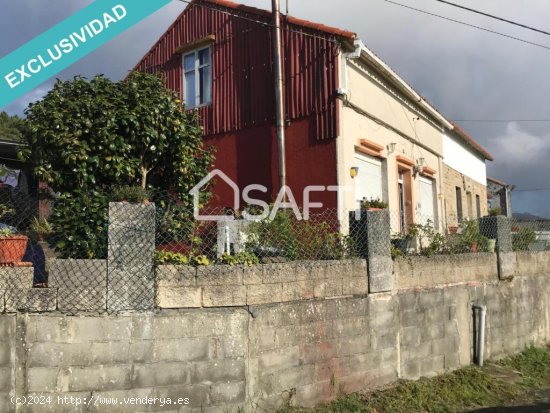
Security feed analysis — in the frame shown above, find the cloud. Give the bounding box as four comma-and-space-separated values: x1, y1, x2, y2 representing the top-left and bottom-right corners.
2, 0, 549, 216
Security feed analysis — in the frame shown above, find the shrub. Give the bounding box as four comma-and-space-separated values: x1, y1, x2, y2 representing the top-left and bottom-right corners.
111, 186, 150, 203
512, 227, 537, 251
219, 252, 260, 266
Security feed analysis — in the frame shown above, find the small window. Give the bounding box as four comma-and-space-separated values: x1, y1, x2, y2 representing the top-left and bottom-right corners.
475, 195, 481, 218
456, 187, 463, 222
183, 47, 212, 108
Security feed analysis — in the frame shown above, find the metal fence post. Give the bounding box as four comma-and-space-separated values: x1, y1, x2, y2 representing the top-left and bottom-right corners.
479, 215, 514, 279
107, 202, 156, 312
349, 210, 393, 293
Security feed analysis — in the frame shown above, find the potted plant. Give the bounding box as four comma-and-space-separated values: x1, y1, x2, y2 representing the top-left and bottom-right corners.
0, 227, 28, 264
488, 206, 502, 216
30, 217, 52, 241
360, 197, 388, 211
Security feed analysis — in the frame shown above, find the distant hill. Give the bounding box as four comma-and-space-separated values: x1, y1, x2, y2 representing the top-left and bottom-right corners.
513, 212, 547, 220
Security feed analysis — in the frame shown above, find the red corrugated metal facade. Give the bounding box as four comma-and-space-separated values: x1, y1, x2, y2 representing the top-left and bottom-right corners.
135, 0, 346, 207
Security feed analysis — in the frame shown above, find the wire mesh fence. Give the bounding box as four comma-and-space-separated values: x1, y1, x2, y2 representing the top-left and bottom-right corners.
0, 186, 548, 314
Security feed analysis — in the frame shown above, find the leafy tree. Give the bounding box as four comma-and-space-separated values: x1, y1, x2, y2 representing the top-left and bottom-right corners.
20, 72, 214, 258
0, 111, 27, 142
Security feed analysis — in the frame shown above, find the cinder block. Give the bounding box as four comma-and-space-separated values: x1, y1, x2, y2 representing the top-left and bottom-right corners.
342, 276, 369, 295
196, 265, 243, 286
27, 367, 59, 392
132, 362, 190, 388
202, 285, 246, 307
368, 256, 394, 293
246, 283, 282, 305
152, 338, 209, 362
156, 265, 196, 287
59, 365, 132, 392
192, 359, 246, 383
5, 288, 56, 313
156, 286, 201, 309
57, 287, 105, 312
314, 277, 343, 298
0, 367, 11, 392
0, 267, 34, 289
498, 251, 516, 280
210, 381, 246, 405
282, 280, 314, 302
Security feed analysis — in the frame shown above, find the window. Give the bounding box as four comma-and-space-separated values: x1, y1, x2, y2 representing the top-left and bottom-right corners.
467, 192, 473, 219
183, 47, 212, 108
455, 187, 463, 222
419, 176, 436, 226
354, 153, 384, 209
476, 194, 481, 218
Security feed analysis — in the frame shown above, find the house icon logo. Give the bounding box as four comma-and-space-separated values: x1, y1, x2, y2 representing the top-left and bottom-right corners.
190, 169, 239, 221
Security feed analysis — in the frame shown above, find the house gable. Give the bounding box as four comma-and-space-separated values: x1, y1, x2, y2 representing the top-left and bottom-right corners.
134, 0, 347, 141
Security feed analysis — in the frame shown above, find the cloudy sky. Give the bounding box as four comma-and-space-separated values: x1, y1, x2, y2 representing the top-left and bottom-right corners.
1, 0, 549, 216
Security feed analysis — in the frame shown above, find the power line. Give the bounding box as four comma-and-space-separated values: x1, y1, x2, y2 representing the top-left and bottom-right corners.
454, 119, 550, 123
514, 188, 550, 192
176, 0, 343, 45
433, 0, 550, 37
381, 0, 550, 51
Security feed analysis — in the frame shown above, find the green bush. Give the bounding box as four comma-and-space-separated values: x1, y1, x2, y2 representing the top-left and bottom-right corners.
111, 186, 150, 203
512, 227, 537, 251
219, 252, 260, 266
50, 191, 109, 259
245, 209, 356, 261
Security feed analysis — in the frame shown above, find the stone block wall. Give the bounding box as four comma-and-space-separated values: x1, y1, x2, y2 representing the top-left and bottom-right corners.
443, 164, 488, 227
12, 309, 248, 413
157, 260, 368, 309
0, 252, 549, 412
394, 253, 498, 289
248, 295, 397, 410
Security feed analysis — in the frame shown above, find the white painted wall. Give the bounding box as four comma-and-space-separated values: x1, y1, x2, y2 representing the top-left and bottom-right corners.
443, 134, 487, 185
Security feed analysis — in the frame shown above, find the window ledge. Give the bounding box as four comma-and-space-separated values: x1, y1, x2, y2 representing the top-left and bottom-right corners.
176, 35, 216, 55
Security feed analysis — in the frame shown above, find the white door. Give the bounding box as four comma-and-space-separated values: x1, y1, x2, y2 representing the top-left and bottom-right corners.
354, 153, 383, 208
419, 176, 436, 226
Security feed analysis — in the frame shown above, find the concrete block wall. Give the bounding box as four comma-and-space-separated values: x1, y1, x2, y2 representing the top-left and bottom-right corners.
10, 309, 248, 413
157, 260, 368, 309
394, 253, 498, 289
248, 295, 397, 410
0, 253, 549, 411
0, 315, 15, 413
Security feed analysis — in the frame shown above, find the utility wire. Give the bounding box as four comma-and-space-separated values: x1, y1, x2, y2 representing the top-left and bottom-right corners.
433, 0, 550, 37
176, 0, 343, 45
454, 119, 550, 123
381, 0, 550, 51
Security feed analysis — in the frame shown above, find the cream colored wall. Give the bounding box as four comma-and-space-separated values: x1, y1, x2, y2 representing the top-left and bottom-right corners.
338, 58, 446, 232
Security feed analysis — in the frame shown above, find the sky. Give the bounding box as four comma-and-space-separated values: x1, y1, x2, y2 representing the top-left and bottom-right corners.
1, 0, 549, 216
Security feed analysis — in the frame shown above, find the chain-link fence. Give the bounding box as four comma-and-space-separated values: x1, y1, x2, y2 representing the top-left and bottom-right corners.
1, 186, 548, 314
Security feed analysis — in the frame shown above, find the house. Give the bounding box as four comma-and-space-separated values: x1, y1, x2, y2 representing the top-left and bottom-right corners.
134, 0, 493, 232
487, 177, 514, 218
442, 124, 494, 228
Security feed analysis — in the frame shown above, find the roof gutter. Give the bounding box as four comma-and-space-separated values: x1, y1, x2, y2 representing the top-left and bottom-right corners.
346, 39, 454, 131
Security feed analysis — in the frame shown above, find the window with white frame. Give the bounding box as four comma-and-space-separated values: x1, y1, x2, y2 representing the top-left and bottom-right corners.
418, 176, 436, 226
183, 47, 212, 108
354, 152, 384, 208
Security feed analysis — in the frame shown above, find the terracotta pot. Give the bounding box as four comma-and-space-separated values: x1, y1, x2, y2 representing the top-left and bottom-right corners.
0, 235, 28, 264
448, 226, 459, 234
470, 242, 478, 253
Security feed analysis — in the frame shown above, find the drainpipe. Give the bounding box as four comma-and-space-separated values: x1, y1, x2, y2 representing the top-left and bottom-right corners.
472, 304, 487, 367
272, 0, 286, 192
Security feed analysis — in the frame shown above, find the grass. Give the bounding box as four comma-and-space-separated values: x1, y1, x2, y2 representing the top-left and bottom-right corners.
499, 344, 550, 388
278, 344, 550, 413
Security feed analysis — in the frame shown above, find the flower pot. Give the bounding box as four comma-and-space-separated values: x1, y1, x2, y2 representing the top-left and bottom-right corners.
0, 235, 28, 264
470, 242, 478, 253
448, 226, 459, 235
487, 239, 496, 253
